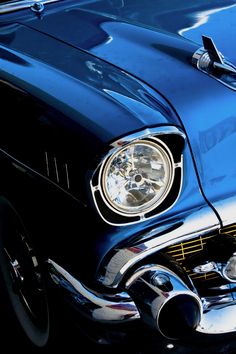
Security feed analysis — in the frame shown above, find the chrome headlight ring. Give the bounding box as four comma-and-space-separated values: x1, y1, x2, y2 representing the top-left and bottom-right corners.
90, 127, 185, 226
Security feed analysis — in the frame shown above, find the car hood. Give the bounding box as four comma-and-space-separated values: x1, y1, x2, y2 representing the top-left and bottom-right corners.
3, 0, 236, 225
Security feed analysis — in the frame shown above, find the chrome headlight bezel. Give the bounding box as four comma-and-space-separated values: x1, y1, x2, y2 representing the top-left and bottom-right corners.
99, 138, 175, 217
90, 127, 185, 226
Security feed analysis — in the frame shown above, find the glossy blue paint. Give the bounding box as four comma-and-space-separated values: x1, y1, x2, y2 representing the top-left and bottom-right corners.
0, 1, 217, 280
0, 37, 179, 147
1, 0, 235, 279
15, 0, 236, 226
3, 2, 236, 346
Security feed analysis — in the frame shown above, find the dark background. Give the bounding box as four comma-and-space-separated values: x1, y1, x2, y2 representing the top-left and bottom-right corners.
3, 316, 236, 354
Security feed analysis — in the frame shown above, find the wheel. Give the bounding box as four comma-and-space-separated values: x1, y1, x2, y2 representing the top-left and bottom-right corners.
0, 198, 50, 348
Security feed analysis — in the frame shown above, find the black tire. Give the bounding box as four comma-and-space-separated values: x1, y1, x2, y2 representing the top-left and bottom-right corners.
0, 197, 50, 349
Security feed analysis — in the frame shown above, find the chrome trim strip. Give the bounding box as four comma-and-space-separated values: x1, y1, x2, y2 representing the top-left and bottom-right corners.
64, 163, 70, 190
98, 207, 220, 287
48, 259, 140, 323
0, 0, 61, 14
53, 157, 59, 183
110, 126, 185, 149
45, 151, 50, 177
213, 196, 236, 227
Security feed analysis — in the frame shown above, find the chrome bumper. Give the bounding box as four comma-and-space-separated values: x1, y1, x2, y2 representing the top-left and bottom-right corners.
48, 259, 236, 336
48, 259, 139, 323
48, 205, 236, 338
98, 206, 219, 288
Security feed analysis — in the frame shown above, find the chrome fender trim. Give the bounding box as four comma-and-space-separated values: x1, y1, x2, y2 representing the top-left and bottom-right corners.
98, 206, 220, 288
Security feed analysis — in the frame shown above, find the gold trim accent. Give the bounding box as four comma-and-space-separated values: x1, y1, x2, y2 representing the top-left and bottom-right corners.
166, 225, 236, 282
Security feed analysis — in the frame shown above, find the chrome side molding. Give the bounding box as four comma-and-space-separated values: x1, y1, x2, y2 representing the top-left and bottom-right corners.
0, 0, 61, 14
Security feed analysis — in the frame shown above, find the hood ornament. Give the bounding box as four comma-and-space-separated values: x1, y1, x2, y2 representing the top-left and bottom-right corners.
192, 35, 236, 90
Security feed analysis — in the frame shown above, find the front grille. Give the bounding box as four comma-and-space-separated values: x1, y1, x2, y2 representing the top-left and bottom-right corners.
220, 224, 236, 236
166, 224, 236, 283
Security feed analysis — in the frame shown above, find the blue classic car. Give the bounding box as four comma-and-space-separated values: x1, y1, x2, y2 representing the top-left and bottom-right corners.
1, 0, 236, 352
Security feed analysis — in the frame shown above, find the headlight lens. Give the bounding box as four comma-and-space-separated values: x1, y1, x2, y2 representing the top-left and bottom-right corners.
101, 140, 174, 215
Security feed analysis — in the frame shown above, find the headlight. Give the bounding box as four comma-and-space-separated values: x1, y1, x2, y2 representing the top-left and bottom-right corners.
100, 139, 174, 216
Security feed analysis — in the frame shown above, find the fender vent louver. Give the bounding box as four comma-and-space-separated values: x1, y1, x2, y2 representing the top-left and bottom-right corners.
44, 151, 70, 190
